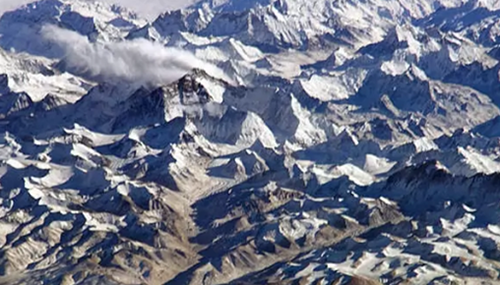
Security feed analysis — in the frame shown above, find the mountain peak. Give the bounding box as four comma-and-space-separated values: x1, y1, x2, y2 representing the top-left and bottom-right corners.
0, 0, 144, 57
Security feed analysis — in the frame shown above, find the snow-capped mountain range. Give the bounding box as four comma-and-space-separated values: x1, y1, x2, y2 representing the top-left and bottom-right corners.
1, 0, 500, 284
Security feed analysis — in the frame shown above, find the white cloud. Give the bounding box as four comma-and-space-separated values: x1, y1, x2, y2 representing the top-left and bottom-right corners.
0, 0, 197, 19
41, 25, 227, 87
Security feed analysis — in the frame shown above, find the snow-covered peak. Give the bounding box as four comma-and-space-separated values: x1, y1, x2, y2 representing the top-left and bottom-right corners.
2, 0, 500, 284
0, 0, 146, 57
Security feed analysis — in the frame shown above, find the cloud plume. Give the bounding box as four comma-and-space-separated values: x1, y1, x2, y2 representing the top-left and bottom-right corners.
41, 25, 226, 87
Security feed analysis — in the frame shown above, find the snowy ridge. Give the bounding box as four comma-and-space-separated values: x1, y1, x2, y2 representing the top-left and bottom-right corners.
1, 0, 500, 284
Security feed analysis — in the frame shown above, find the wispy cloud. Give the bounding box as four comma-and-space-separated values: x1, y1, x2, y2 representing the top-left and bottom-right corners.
41, 25, 226, 87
